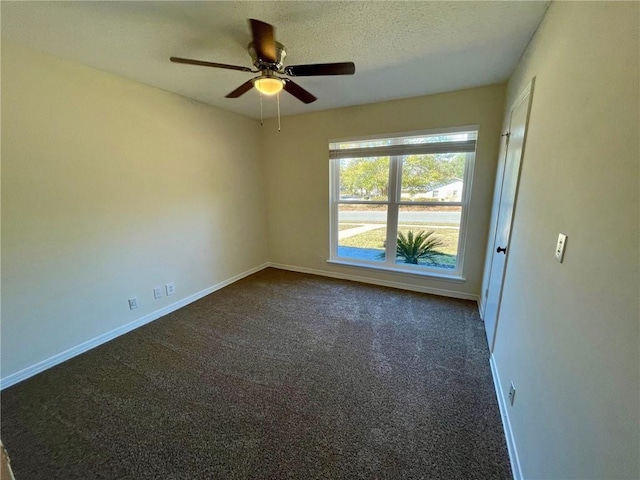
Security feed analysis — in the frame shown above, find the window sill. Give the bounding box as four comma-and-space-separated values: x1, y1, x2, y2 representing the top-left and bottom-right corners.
326, 259, 466, 283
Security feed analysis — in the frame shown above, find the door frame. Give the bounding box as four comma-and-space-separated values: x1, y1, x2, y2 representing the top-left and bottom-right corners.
481, 78, 535, 352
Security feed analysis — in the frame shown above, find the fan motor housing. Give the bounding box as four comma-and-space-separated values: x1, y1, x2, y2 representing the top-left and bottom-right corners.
248, 41, 287, 71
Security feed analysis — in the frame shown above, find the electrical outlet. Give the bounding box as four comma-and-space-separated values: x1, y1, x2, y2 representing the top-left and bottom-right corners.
508, 382, 516, 406
165, 282, 175, 296
128, 297, 138, 310
555, 233, 567, 263
153, 287, 162, 299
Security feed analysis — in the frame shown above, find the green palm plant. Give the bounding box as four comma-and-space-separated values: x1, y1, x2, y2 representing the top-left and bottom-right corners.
395, 230, 444, 264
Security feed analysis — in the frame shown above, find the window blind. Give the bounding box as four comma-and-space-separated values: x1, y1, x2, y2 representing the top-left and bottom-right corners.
329, 139, 476, 160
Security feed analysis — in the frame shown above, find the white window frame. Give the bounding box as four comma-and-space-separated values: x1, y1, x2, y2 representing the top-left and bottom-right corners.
328, 126, 478, 280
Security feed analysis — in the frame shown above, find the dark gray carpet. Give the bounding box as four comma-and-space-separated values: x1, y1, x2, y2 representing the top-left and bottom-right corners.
1, 268, 511, 479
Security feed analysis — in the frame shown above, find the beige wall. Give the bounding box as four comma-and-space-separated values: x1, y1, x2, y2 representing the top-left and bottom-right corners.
263, 84, 505, 298
1, 43, 268, 379
487, 2, 639, 478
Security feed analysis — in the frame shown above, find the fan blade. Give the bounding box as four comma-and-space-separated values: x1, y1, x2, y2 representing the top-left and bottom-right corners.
170, 57, 253, 73
249, 19, 277, 63
225, 80, 255, 98
283, 79, 317, 104
284, 62, 355, 77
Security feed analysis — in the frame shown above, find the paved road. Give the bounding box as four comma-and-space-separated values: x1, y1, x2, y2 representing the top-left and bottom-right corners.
340, 210, 461, 224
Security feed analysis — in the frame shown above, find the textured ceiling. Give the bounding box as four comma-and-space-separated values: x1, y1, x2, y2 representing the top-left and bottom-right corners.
1, 1, 549, 119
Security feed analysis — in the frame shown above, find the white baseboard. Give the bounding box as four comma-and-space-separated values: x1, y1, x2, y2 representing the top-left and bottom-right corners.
490, 354, 523, 480
0, 263, 269, 390
268, 262, 479, 301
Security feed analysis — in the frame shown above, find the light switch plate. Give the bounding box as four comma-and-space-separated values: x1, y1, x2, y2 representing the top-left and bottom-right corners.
555, 233, 567, 263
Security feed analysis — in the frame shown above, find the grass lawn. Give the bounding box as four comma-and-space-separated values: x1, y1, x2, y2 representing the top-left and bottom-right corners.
338, 221, 459, 269
339, 224, 459, 255
339, 227, 386, 249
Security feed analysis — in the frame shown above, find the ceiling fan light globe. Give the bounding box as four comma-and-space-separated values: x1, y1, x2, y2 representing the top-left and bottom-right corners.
254, 77, 284, 95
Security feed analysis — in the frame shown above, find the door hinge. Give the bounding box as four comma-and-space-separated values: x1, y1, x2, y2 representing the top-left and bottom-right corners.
501, 131, 511, 145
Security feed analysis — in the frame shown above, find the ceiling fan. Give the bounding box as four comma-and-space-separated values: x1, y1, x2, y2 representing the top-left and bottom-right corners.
170, 19, 356, 104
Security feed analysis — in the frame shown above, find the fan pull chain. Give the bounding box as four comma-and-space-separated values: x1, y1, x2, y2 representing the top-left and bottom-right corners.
277, 92, 281, 132
259, 93, 264, 126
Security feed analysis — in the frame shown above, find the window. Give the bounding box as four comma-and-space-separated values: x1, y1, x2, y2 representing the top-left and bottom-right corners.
329, 127, 477, 278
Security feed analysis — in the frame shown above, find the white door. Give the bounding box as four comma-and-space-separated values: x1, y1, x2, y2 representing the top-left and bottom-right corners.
483, 80, 534, 351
